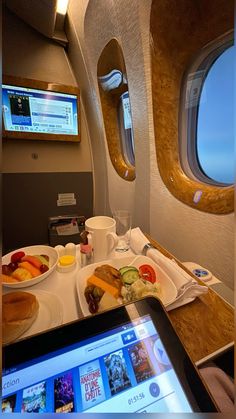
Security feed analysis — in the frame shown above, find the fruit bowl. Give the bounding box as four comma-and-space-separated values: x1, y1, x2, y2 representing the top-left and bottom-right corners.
2, 245, 59, 288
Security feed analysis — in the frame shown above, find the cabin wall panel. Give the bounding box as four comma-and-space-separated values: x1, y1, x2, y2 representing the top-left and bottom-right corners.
114, 0, 152, 229
150, 160, 234, 288
3, 7, 92, 174
67, 0, 152, 231
75, 0, 137, 218
149, 0, 234, 288
2, 7, 93, 252
67, 0, 234, 289
2, 172, 93, 254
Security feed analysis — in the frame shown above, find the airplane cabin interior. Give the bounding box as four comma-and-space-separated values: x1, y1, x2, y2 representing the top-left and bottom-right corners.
1, 0, 235, 414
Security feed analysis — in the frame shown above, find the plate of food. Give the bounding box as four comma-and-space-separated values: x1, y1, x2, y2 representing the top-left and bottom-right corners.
2, 289, 64, 344
2, 245, 59, 288
76, 255, 178, 316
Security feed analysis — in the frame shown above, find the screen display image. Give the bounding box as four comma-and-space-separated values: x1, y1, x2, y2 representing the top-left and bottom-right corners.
2, 84, 78, 136
2, 314, 193, 413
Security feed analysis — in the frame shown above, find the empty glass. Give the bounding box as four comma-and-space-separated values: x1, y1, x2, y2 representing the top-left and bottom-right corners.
112, 210, 131, 252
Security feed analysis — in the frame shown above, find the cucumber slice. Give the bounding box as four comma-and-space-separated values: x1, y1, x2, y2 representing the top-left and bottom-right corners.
122, 269, 140, 285
119, 266, 139, 276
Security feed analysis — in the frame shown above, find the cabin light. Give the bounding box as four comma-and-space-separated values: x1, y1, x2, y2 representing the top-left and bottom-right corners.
56, 0, 70, 15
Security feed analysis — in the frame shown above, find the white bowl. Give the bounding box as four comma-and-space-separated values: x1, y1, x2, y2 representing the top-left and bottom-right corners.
2, 245, 59, 288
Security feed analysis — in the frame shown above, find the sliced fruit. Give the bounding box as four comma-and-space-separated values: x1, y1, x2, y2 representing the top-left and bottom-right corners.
21, 255, 42, 269
139, 264, 156, 283
18, 261, 41, 277
34, 255, 49, 267
1, 273, 19, 283
11, 251, 25, 263
12, 267, 33, 281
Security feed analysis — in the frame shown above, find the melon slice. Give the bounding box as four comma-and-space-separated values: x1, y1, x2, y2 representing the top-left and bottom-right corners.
12, 267, 33, 281
21, 255, 42, 269
1, 273, 19, 283
18, 261, 41, 277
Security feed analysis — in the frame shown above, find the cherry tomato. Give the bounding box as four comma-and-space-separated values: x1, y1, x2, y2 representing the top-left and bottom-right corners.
11, 251, 25, 263
139, 264, 156, 283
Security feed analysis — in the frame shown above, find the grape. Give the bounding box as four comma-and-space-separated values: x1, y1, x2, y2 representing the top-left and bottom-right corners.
8, 262, 18, 272
84, 286, 95, 303
2, 264, 13, 275
85, 292, 93, 304
40, 264, 49, 273
89, 299, 98, 314
93, 286, 104, 299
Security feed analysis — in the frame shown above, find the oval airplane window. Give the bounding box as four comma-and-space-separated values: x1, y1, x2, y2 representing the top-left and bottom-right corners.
181, 33, 234, 186
196, 45, 234, 185
97, 39, 135, 181
150, 0, 234, 214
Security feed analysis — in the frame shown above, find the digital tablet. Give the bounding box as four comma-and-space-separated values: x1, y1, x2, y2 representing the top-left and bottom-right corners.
2, 297, 217, 413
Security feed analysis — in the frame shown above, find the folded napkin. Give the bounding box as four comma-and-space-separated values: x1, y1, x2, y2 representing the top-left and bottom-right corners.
130, 227, 208, 310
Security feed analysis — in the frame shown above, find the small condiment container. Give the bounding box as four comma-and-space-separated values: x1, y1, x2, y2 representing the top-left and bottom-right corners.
57, 254, 76, 273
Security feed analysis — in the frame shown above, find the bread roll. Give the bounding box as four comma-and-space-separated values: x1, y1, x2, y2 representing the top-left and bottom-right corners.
3, 291, 39, 344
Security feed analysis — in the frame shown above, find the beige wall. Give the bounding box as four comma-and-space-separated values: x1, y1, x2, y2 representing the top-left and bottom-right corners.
2, 7, 92, 174
67, 0, 234, 289
67, 0, 151, 230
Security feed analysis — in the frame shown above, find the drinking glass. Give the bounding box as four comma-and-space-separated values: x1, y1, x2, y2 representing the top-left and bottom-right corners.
112, 210, 131, 252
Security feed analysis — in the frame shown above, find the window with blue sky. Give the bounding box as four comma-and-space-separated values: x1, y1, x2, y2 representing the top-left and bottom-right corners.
197, 45, 234, 184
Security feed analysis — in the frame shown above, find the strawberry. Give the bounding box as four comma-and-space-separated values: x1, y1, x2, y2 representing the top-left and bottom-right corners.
11, 251, 25, 263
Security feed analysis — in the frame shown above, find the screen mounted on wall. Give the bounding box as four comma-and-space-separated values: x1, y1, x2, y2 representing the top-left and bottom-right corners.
2, 75, 80, 142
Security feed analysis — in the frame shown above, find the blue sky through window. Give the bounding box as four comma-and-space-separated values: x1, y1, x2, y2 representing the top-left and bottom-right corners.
197, 45, 234, 184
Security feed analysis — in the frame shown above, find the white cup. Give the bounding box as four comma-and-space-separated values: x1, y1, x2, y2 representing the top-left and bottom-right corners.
85, 216, 116, 262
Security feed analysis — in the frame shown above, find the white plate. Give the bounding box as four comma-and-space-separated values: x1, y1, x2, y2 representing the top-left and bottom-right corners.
2, 245, 59, 288
76, 255, 178, 316
18, 290, 63, 340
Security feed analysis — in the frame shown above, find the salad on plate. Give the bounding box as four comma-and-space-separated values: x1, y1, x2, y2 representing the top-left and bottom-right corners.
84, 262, 162, 314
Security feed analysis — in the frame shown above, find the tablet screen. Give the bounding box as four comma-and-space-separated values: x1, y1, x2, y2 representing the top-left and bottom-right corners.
2, 313, 193, 413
